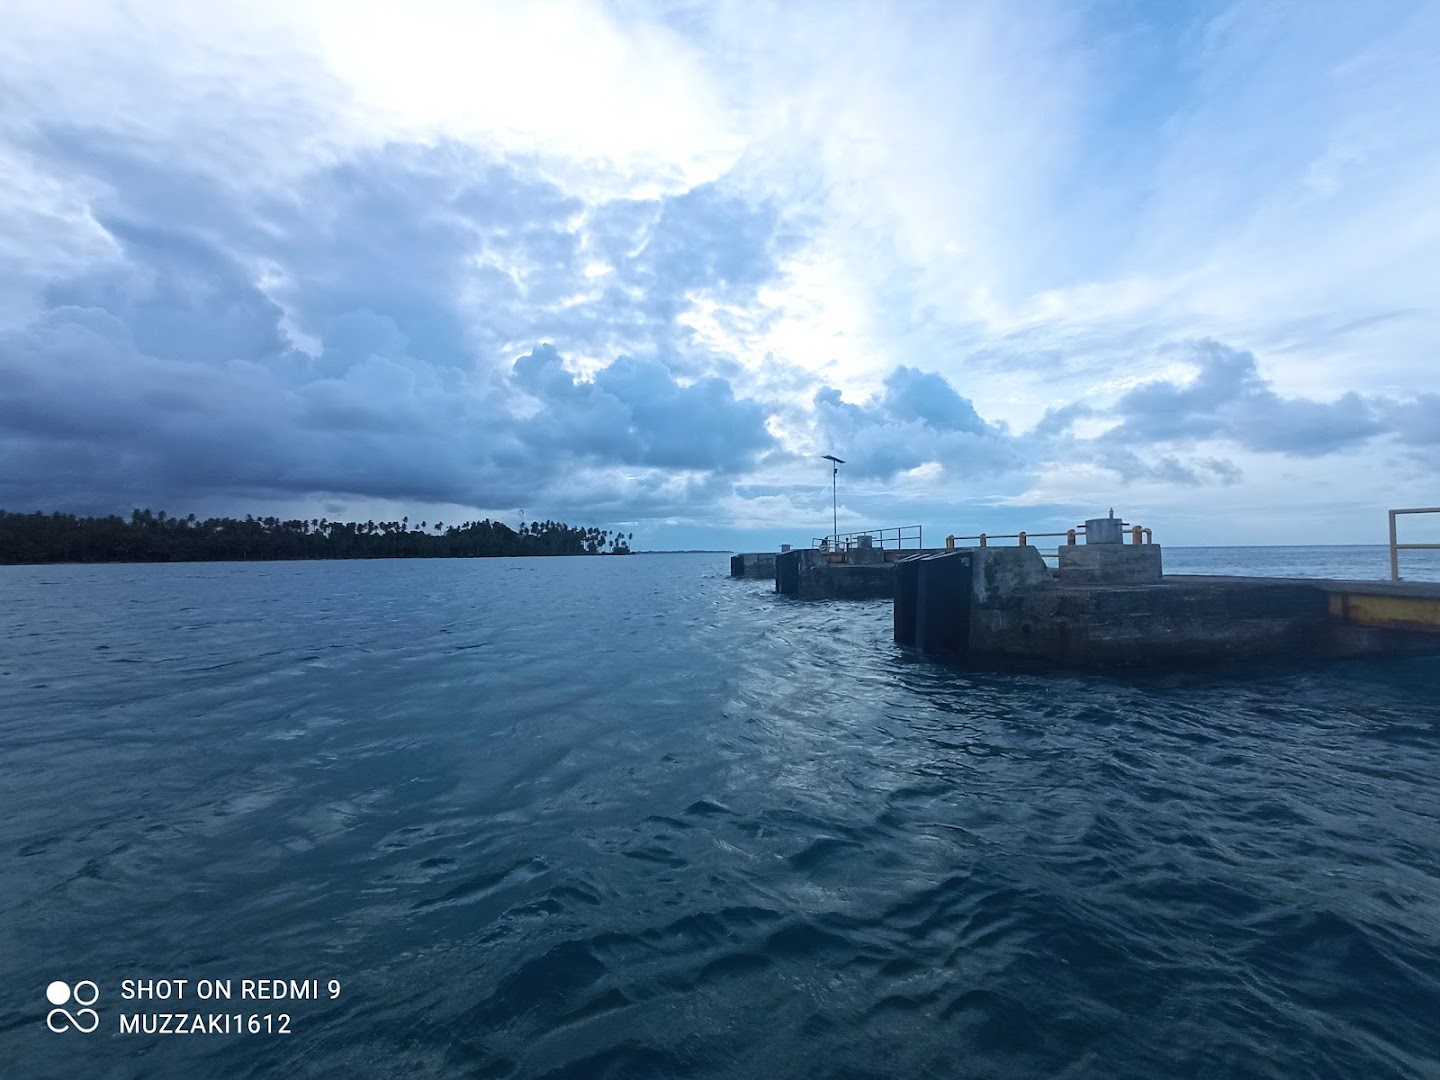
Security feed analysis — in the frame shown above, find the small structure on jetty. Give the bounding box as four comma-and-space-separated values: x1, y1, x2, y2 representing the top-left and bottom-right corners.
732, 526, 945, 596
730, 551, 780, 579
731, 511, 1440, 667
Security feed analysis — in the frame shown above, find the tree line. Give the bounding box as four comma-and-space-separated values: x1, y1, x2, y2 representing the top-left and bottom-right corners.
0, 509, 634, 564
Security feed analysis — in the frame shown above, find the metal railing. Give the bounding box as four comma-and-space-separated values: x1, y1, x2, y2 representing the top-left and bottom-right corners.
943, 524, 1153, 561
812, 525, 923, 552
1390, 507, 1440, 580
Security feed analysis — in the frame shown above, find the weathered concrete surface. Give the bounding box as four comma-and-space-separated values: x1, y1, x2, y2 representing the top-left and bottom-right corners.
1057, 543, 1162, 585
1166, 575, 1440, 598
803, 563, 895, 599
970, 546, 1054, 601
898, 564, 1440, 667
776, 548, 895, 598
774, 547, 952, 598
968, 580, 1330, 666
1174, 575, 1440, 649
730, 552, 778, 579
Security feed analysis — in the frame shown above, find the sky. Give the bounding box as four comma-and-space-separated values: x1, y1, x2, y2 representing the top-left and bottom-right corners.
1, 0, 1437, 549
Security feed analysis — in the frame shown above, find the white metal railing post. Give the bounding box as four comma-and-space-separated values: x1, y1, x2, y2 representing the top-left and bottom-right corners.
1388, 507, 1440, 581
1391, 509, 1400, 581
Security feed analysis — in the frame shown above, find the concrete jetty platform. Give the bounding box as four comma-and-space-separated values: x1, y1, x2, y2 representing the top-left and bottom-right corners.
732, 512, 1440, 667
775, 545, 950, 599
893, 540, 1440, 668
736, 527, 938, 596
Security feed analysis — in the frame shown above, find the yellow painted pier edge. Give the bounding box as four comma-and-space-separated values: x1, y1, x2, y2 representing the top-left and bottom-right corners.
1329, 590, 1440, 634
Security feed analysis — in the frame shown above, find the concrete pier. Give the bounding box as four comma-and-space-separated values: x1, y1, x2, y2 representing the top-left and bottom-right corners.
774, 546, 950, 599
894, 545, 1440, 668
733, 510, 1440, 667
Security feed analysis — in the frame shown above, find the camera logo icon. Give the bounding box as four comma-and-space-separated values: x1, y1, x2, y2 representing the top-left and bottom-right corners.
46, 981, 100, 1033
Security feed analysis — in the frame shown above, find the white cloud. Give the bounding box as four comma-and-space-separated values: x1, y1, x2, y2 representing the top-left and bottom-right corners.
291, 0, 745, 194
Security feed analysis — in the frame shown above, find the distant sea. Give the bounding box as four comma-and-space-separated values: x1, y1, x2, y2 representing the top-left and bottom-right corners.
2, 547, 1438, 1079
1161, 543, 1440, 581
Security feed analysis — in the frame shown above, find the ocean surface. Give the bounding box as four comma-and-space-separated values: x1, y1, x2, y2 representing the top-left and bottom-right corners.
2, 546, 1439, 1079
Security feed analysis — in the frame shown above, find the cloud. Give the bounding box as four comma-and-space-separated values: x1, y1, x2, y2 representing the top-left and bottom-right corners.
510, 346, 776, 472
1379, 394, 1440, 446
1079, 446, 1245, 488
0, 297, 775, 514
878, 366, 994, 434
46, 216, 297, 369
811, 366, 1022, 481
1111, 340, 1386, 456
0, 110, 796, 520
1029, 401, 1095, 438
1, 0, 1438, 547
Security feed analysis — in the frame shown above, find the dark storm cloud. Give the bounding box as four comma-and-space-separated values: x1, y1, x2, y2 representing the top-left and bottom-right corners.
510, 345, 775, 471
247, 143, 595, 369
626, 183, 788, 312
0, 304, 518, 511
1112, 340, 1386, 455
25, 133, 540, 369
26, 129, 791, 372
46, 218, 297, 369
0, 131, 789, 516
8, 120, 1428, 525
0, 301, 772, 511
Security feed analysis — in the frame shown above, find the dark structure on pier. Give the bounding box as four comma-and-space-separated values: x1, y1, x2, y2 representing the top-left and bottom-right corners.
730, 551, 780, 579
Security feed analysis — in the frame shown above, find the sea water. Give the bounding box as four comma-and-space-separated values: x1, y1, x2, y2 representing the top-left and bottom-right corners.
2, 549, 1438, 1078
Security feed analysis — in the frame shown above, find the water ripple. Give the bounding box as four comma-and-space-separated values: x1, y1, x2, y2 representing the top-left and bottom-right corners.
1, 556, 1439, 1078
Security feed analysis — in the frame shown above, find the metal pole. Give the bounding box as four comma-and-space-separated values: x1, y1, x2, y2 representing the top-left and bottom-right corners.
821, 455, 845, 547
1390, 509, 1399, 581
832, 463, 838, 544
